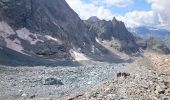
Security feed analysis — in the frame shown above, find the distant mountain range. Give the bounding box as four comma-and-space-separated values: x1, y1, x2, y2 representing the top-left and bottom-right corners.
128, 26, 170, 49
128, 26, 170, 39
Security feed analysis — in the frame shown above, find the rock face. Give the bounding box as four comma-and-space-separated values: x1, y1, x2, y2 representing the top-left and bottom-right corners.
85, 17, 138, 54
0, 0, 95, 61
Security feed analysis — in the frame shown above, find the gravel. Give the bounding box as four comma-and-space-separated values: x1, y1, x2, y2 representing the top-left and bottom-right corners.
60, 56, 170, 100
0, 62, 128, 99
0, 54, 169, 100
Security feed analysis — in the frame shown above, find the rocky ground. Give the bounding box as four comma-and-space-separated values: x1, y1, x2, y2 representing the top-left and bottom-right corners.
0, 52, 170, 100
61, 53, 170, 100
0, 61, 128, 100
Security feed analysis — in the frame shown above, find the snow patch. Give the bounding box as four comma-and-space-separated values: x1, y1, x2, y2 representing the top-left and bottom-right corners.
13, 39, 21, 45
5, 38, 24, 54
45, 35, 62, 44
0, 21, 15, 38
91, 45, 95, 53
95, 38, 100, 43
70, 50, 90, 61
16, 28, 42, 45
0, 22, 27, 54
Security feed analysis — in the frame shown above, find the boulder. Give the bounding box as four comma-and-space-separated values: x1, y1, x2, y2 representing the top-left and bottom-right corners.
43, 78, 63, 85
155, 83, 167, 95
165, 88, 170, 96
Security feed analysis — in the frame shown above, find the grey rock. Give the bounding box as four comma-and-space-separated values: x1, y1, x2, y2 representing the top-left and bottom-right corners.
0, 36, 6, 47
160, 82, 168, 90
43, 78, 63, 85
165, 82, 170, 88
160, 95, 170, 100
155, 85, 166, 95
30, 94, 36, 99
165, 88, 170, 96
21, 93, 28, 97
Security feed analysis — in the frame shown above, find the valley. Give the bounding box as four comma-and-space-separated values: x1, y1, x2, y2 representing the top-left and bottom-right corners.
0, 52, 169, 100
0, 0, 170, 100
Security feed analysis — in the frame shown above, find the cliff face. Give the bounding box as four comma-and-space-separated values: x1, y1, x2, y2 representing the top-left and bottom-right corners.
85, 17, 139, 54
0, 0, 95, 60
0, 0, 140, 65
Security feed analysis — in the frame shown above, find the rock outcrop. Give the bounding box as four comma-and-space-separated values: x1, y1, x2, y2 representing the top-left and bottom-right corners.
85, 17, 139, 54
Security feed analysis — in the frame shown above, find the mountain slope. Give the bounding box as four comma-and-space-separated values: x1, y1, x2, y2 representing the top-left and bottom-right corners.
0, 0, 140, 65
0, 0, 96, 62
145, 37, 170, 54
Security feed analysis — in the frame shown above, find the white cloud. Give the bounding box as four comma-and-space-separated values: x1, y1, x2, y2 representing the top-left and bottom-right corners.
117, 10, 159, 28
66, 0, 170, 30
104, 0, 134, 7
92, 0, 134, 7
147, 0, 170, 29
66, 0, 114, 20
117, 0, 170, 30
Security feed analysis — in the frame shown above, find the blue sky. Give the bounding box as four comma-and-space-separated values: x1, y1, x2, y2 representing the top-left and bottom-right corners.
66, 0, 170, 30
111, 0, 151, 15
83, 0, 151, 16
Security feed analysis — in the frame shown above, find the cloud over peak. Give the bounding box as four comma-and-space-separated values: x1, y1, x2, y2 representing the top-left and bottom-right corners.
118, 10, 159, 28
66, 0, 170, 30
66, 0, 114, 20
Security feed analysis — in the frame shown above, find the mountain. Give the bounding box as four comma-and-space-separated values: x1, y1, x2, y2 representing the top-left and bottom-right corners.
87, 16, 100, 22
0, 0, 97, 65
130, 27, 170, 54
145, 37, 170, 54
84, 17, 139, 54
128, 26, 170, 50
128, 26, 170, 39
0, 0, 140, 65
164, 36, 170, 49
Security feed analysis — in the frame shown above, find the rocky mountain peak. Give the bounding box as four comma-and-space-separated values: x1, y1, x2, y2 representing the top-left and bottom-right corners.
112, 17, 118, 23
112, 17, 126, 29
85, 17, 139, 54
88, 16, 100, 22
